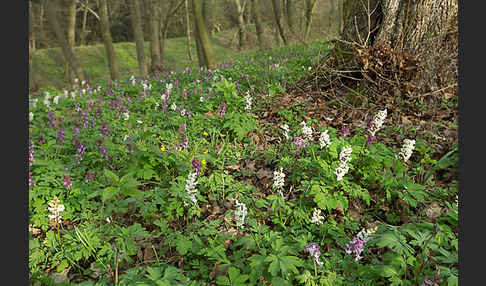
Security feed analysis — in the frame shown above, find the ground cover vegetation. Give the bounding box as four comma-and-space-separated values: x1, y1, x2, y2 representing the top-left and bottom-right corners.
29, 39, 458, 285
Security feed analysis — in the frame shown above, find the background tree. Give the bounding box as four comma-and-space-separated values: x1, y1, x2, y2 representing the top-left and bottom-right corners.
192, 0, 215, 69
234, 0, 246, 51
129, 0, 148, 76
271, 0, 288, 45
44, 0, 85, 82
149, 0, 163, 73
98, 0, 119, 80
250, 0, 264, 50
304, 0, 318, 41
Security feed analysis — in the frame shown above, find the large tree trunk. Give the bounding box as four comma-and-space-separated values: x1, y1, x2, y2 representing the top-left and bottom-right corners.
80, 0, 89, 46
304, 0, 317, 41
184, 0, 194, 62
44, 0, 85, 82
235, 0, 246, 51
29, 1, 35, 53
149, 0, 163, 73
66, 0, 77, 81
129, 0, 148, 77
286, 0, 294, 32
251, 0, 264, 50
98, 0, 119, 80
341, 0, 458, 91
192, 0, 215, 69
271, 0, 288, 45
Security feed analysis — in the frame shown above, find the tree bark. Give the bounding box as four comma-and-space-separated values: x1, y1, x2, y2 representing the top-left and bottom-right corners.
286, 0, 294, 32
29, 1, 36, 52
80, 0, 89, 46
159, 0, 185, 64
192, 0, 215, 69
341, 0, 458, 91
44, 0, 85, 82
149, 0, 163, 73
129, 0, 148, 76
98, 0, 119, 80
185, 0, 194, 62
235, 0, 246, 50
66, 0, 76, 48
304, 0, 317, 41
251, 0, 264, 50
271, 0, 288, 45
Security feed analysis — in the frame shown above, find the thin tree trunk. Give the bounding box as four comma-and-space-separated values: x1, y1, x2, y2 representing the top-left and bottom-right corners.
251, 0, 264, 50
44, 0, 84, 82
304, 0, 317, 41
80, 0, 89, 46
129, 0, 148, 76
235, 0, 246, 51
66, 0, 77, 81
192, 0, 215, 69
159, 0, 185, 64
271, 0, 288, 45
286, 0, 294, 32
185, 0, 194, 62
29, 1, 36, 52
98, 0, 119, 80
149, 0, 162, 73
39, 2, 45, 48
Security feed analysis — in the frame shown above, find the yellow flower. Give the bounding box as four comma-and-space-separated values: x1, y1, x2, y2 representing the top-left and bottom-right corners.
201, 159, 207, 165
220, 134, 226, 137
203, 149, 208, 154
203, 131, 209, 136
160, 145, 166, 152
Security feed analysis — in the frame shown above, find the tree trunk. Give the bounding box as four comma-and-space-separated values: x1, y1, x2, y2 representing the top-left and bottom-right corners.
66, 0, 77, 81
44, 0, 85, 82
159, 0, 185, 64
129, 0, 148, 76
192, 0, 215, 69
286, 0, 294, 32
98, 0, 119, 80
341, 0, 458, 91
304, 0, 317, 41
235, 0, 246, 51
149, 0, 163, 73
80, 0, 89, 46
271, 0, 288, 45
39, 1, 45, 48
29, 1, 35, 52
251, 0, 264, 50
185, 0, 194, 62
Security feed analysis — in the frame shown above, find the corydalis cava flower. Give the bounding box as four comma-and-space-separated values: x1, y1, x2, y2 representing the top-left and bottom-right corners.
234, 200, 248, 228
399, 139, 416, 162
368, 109, 387, 136
185, 171, 199, 206
319, 130, 331, 149
272, 167, 285, 190
305, 243, 324, 268
48, 196, 65, 224
300, 121, 313, 143
345, 227, 377, 261
281, 124, 290, 140
244, 91, 252, 111
219, 102, 227, 118
335, 146, 352, 181
311, 208, 325, 225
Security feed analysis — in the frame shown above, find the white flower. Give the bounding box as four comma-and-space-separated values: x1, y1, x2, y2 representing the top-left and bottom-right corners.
311, 208, 325, 225
281, 124, 290, 140
29, 112, 34, 122
199, 96, 204, 102
273, 167, 285, 190
161, 94, 167, 101
43, 92, 51, 107
122, 112, 130, 121
81, 80, 86, 86
234, 200, 248, 227
244, 91, 252, 111
319, 130, 331, 149
70, 91, 76, 99
137, 120, 143, 124
180, 109, 186, 116
185, 172, 199, 206
74, 78, 79, 84
166, 83, 173, 93
369, 109, 387, 136
81, 89, 86, 95
123, 135, 130, 141
339, 146, 353, 163
47, 196, 65, 224
398, 139, 416, 162
357, 227, 378, 243
300, 121, 313, 143
170, 102, 177, 111
63, 90, 68, 97
53, 96, 60, 105
335, 163, 350, 181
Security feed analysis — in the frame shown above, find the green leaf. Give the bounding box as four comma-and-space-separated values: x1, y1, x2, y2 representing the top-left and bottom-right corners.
102, 186, 118, 202
216, 275, 231, 286
176, 236, 192, 255
104, 169, 119, 184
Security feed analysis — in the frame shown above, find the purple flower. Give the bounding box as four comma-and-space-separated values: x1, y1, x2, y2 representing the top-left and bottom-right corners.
75, 101, 81, 113
345, 236, 365, 261
73, 124, 81, 136
29, 172, 36, 187
48, 112, 55, 128
180, 137, 189, 150
76, 141, 86, 164
38, 136, 46, 144
91, 116, 97, 128
96, 106, 103, 118
366, 135, 377, 147
56, 128, 65, 144
82, 112, 89, 128
85, 172, 97, 184
220, 102, 227, 118
97, 139, 109, 160
101, 122, 110, 137
305, 243, 324, 268
293, 136, 305, 149
186, 109, 191, 119
339, 126, 350, 137
28, 141, 34, 168
62, 174, 72, 189
192, 157, 202, 177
